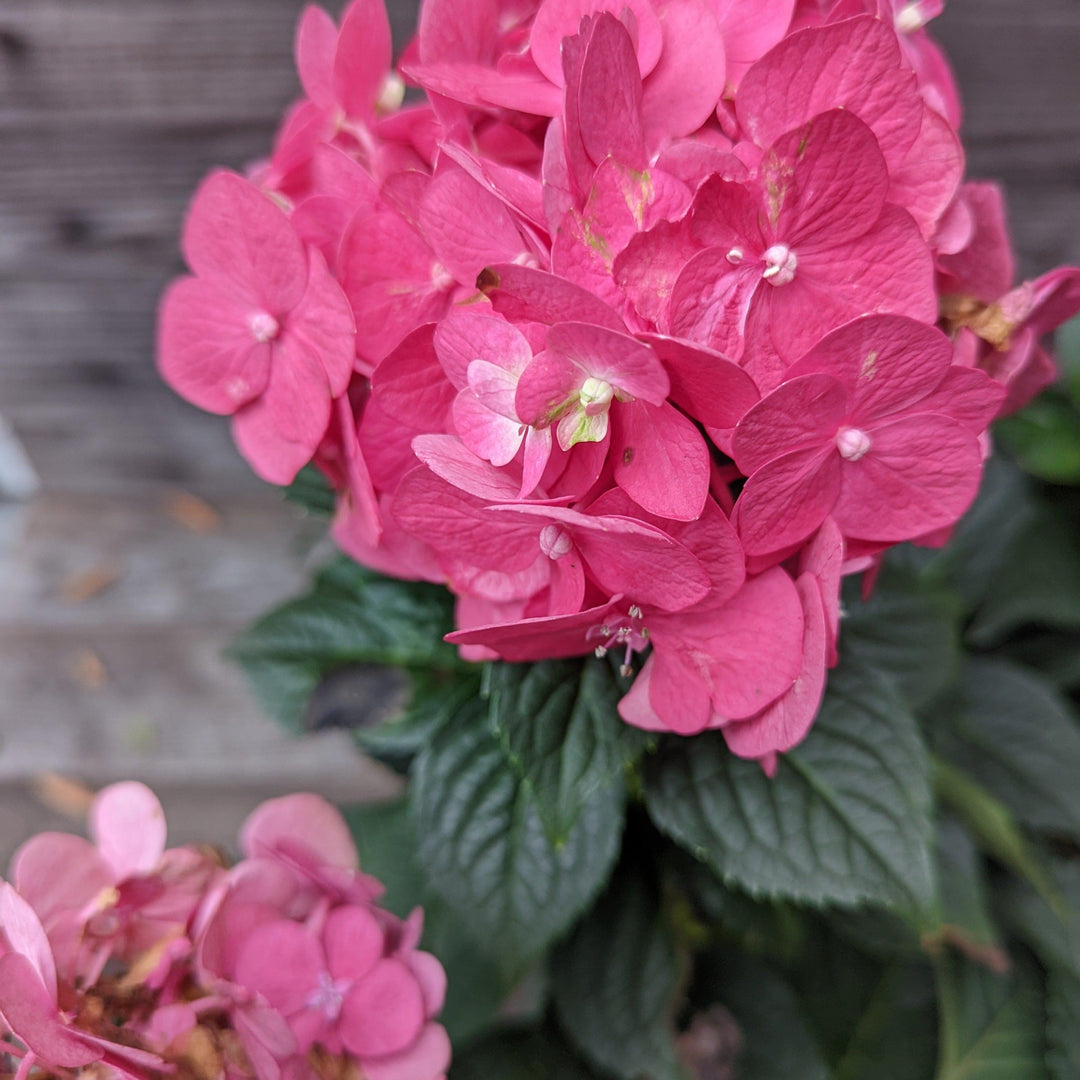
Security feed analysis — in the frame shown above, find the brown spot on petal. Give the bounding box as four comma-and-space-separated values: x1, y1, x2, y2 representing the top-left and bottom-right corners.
623, 447, 635, 466
476, 267, 501, 293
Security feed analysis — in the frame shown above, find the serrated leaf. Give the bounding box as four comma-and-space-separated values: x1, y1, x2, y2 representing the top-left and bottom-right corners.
412, 698, 624, 979
487, 656, 651, 844
450, 1026, 601, 1080
552, 872, 685, 1080
997, 391, 1080, 485
1047, 970, 1080, 1080
282, 463, 336, 517
230, 557, 464, 731
346, 798, 510, 1044
840, 560, 962, 709
644, 662, 933, 909
934, 956, 1047, 1080
967, 506, 1080, 646
930, 659, 1080, 839
693, 951, 827, 1080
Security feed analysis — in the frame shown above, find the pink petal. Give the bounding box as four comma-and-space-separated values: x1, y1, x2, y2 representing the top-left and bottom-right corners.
668, 252, 760, 356
10, 834, 112, 930
614, 218, 700, 326
405, 59, 563, 115
915, 366, 1006, 434
832, 413, 982, 542
241, 793, 359, 870
90, 781, 167, 879
937, 182, 1015, 303
720, 573, 827, 755
323, 905, 384, 984
453, 391, 524, 467
417, 0, 498, 63
157, 277, 272, 415
0, 884, 57, 999
295, 5, 338, 109
286, 249, 356, 398
799, 516, 844, 666
515, 350, 584, 427
530, 0, 664, 86
183, 171, 307, 312
786, 315, 952, 424
406, 952, 448, 1019
547, 322, 671, 403
372, 325, 456, 430
642, 0, 726, 145
340, 959, 426, 1059
613, 400, 710, 521
638, 334, 760, 428
617, 655, 672, 732
732, 373, 847, 475
234, 920, 324, 1014
887, 103, 963, 241
361, 1023, 452, 1080
736, 16, 922, 172
435, 310, 533, 391
0, 954, 101, 1068
411, 434, 532, 502
333, 0, 393, 121
647, 647, 716, 735
479, 263, 626, 330
735, 447, 842, 557
698, 566, 805, 719
711, 0, 795, 87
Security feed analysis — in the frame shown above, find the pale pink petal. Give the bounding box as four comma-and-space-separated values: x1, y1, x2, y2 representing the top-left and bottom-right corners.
157, 277, 272, 415
734, 447, 842, 557
832, 413, 982, 541
90, 781, 167, 879
617, 655, 671, 732
411, 435, 528, 502
10, 834, 113, 932
340, 959, 427, 1058
720, 573, 827, 755
241, 794, 359, 870
613, 400, 710, 520
333, 0, 393, 121
324, 905, 384, 984
437, 310, 533, 389
453, 391, 525, 467
0, 884, 57, 999
362, 1023, 452, 1080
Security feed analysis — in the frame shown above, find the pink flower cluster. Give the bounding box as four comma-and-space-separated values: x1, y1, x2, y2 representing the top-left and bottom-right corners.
158, 0, 1080, 765
0, 784, 449, 1080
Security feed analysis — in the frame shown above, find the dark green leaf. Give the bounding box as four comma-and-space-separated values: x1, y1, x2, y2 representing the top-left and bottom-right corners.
449, 1026, 600, 1080
933, 955, 1047, 1080
412, 698, 624, 979
1000, 631, 1080, 691
644, 662, 933, 909
994, 860, 1080, 977
552, 872, 685, 1080
487, 656, 651, 844
840, 560, 962, 709
1047, 970, 1080, 1080
967, 506, 1080, 646
930, 659, 1080, 839
282, 463, 336, 517
997, 391, 1080, 484
693, 951, 827, 1080
230, 557, 464, 730
346, 798, 510, 1044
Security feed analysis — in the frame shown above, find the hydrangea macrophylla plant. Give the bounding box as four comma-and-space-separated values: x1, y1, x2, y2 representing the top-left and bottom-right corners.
0, 785, 449, 1080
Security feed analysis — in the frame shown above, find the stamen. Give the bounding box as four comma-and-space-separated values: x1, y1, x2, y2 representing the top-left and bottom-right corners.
836, 426, 872, 462
895, 3, 927, 33
579, 377, 615, 416
539, 524, 573, 560
762, 244, 797, 286
248, 311, 280, 343
307, 971, 348, 1022
431, 262, 456, 292
726, 247, 744, 264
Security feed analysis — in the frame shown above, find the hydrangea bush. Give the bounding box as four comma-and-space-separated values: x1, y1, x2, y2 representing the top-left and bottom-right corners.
144, 0, 1080, 1075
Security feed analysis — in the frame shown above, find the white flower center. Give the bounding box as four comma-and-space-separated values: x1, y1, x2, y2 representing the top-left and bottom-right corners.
539, 525, 573, 560
307, 971, 349, 1022
895, 3, 927, 33
248, 312, 280, 343
579, 377, 615, 416
836, 427, 872, 462
762, 244, 797, 286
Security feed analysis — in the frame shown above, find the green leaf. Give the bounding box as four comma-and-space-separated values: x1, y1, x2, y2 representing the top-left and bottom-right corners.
644, 661, 934, 909
840, 560, 962, 709
933, 955, 1047, 1080
967, 506, 1080, 646
229, 558, 464, 731
551, 871, 685, 1080
1000, 631, 1080, 691
693, 950, 827, 1080
412, 697, 624, 980
994, 860, 1080, 977
487, 656, 652, 844
1047, 970, 1080, 1080
930, 659, 1080, 839
449, 1026, 601, 1080
997, 391, 1080, 485
282, 463, 336, 517
346, 798, 511, 1044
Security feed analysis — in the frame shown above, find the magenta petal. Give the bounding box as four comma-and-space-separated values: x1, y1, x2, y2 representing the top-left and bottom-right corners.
479, 264, 626, 331
547, 323, 671, 404
295, 5, 338, 109
915, 366, 1006, 434
333, 0, 393, 121
0, 954, 101, 1068
888, 104, 963, 241
340, 958, 426, 1059
90, 781, 167, 880
233, 920, 324, 1014
721, 574, 827, 757
323, 905, 384, 984
515, 350, 583, 427
241, 793, 359, 869
799, 516, 844, 666
613, 400, 709, 521
938, 182, 1015, 303
832, 413, 982, 542
702, 567, 805, 719
183, 171, 307, 311
373, 325, 456, 430
668, 252, 760, 356
735, 448, 841, 557
732, 374, 847, 475
361, 1023, 452, 1080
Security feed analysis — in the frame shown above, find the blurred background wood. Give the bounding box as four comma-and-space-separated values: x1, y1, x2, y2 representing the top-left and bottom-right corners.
0, 0, 1078, 858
